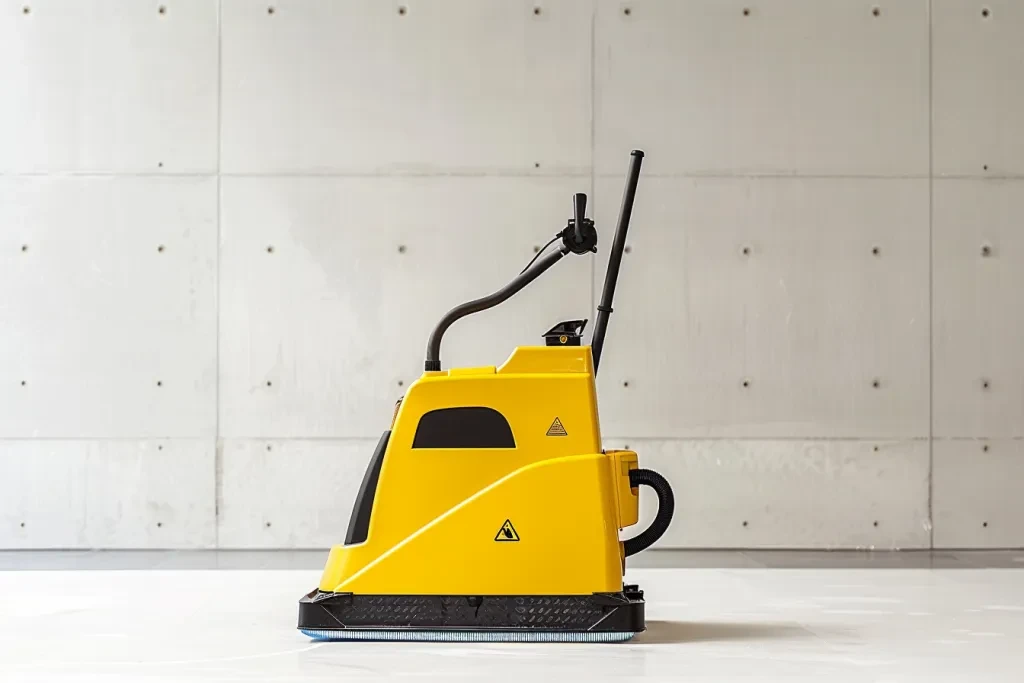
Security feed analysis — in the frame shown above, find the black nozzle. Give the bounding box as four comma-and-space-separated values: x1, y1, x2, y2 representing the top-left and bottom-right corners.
573, 193, 587, 244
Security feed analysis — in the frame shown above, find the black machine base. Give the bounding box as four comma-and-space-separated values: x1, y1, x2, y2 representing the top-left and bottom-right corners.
297, 585, 645, 641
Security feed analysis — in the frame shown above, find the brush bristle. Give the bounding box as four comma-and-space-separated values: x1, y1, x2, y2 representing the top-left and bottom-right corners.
300, 629, 636, 643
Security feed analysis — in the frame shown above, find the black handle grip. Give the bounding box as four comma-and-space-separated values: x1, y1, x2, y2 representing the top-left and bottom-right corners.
573, 193, 587, 244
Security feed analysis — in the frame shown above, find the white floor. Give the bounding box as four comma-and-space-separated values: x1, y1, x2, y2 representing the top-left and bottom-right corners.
1, 567, 1022, 682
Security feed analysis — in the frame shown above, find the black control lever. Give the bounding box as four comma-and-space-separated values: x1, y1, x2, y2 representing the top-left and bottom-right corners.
573, 193, 587, 244
561, 193, 597, 255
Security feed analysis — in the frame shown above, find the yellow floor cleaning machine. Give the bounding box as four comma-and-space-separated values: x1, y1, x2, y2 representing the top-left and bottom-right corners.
298, 151, 675, 643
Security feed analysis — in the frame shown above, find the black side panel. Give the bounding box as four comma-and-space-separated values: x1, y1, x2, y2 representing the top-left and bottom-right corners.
344, 431, 390, 545
412, 407, 515, 449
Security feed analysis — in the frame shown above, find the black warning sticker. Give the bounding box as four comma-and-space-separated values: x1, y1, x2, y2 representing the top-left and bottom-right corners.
494, 519, 520, 542
546, 417, 567, 437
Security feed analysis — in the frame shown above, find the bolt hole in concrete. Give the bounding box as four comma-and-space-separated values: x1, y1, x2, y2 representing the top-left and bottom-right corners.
743, 8, 750, 16
20, 522, 25, 528
983, 444, 990, 452
22, 6, 29, 14
266, 381, 272, 387
267, 6, 274, 15
157, 161, 163, 168
20, 380, 26, 386
266, 245, 274, 253
157, 522, 162, 528
872, 246, 880, 256
742, 521, 749, 527
397, 244, 406, 254
983, 521, 989, 528
397, 380, 404, 387
982, 379, 990, 390
872, 379, 880, 389
21, 244, 28, 252
982, 7, 990, 17
156, 380, 163, 387
624, 245, 632, 254
981, 244, 992, 257
741, 246, 751, 256
265, 522, 272, 528
623, 7, 631, 17
623, 380, 630, 388
742, 379, 750, 388
158, 445, 163, 451
158, 5, 165, 14
534, 162, 540, 168
533, 6, 541, 15
398, 5, 406, 15
874, 521, 879, 527
872, 6, 880, 17
983, 164, 989, 171
873, 445, 879, 452
533, 245, 540, 253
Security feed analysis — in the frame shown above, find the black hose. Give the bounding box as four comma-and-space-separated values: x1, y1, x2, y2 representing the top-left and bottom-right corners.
424, 247, 566, 371
623, 468, 675, 557
519, 234, 560, 274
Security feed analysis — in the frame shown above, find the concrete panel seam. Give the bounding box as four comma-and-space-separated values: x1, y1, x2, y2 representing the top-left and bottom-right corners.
0, 438, 219, 442
215, 0, 224, 549
592, 172, 933, 180
6, 171, 986, 180
589, 0, 596, 328
220, 171, 593, 178
932, 436, 1024, 442
927, 0, 934, 550
602, 437, 932, 442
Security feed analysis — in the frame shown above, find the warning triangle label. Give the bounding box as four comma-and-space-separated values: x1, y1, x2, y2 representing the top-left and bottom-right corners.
546, 417, 568, 437
494, 519, 520, 542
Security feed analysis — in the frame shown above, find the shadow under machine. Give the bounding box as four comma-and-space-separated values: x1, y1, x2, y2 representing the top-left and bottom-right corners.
298, 151, 675, 643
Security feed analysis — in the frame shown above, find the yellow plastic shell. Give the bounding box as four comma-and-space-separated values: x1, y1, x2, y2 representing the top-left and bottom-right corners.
318, 346, 641, 596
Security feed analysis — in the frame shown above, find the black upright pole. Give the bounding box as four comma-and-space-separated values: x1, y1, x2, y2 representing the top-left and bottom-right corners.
590, 150, 644, 374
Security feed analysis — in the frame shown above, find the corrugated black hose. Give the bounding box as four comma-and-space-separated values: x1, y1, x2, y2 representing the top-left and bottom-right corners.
623, 468, 675, 557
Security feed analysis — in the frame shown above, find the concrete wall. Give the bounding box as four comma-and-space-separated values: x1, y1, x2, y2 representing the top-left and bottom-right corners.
1, 0, 1021, 549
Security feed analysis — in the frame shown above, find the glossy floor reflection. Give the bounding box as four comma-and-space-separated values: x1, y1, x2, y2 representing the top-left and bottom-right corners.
1, 562, 1022, 681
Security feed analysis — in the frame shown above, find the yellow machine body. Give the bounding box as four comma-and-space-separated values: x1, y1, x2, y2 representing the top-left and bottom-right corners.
299, 149, 662, 641
317, 345, 640, 596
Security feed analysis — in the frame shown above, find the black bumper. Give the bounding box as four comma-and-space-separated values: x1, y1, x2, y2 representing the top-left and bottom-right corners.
297, 585, 645, 636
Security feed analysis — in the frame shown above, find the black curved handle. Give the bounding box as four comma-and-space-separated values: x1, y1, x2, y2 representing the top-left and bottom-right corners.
623, 468, 675, 557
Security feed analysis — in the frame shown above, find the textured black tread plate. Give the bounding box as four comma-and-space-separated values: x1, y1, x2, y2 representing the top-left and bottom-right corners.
297, 585, 645, 636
